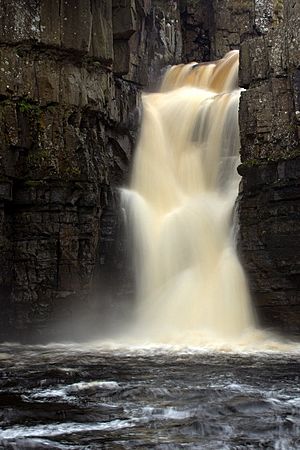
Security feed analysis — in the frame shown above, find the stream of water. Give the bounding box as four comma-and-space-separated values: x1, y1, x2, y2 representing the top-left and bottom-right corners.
122, 51, 254, 345
1, 343, 300, 449
1, 52, 299, 450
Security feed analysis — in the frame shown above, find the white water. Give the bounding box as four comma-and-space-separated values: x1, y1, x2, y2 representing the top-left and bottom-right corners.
121, 51, 257, 345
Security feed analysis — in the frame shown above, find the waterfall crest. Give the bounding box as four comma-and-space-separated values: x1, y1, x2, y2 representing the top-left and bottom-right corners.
122, 50, 255, 344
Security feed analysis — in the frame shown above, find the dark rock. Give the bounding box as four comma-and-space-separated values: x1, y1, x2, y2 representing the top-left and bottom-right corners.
0, 0, 188, 341
0, 0, 299, 339
113, 0, 137, 40
238, 0, 300, 333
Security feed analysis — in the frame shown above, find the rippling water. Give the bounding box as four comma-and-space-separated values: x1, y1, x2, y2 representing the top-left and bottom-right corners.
1, 343, 300, 449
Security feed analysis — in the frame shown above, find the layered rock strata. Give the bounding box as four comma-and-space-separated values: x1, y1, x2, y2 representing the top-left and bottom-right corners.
0, 0, 299, 339
0, 0, 182, 341
238, 0, 300, 334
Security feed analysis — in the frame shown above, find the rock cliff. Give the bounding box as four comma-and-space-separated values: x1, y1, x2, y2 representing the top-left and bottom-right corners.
181, 0, 300, 335
0, 0, 299, 340
238, 0, 300, 334
0, 0, 183, 341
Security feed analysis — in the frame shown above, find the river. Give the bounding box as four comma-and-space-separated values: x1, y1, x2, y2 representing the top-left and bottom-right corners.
1, 343, 300, 449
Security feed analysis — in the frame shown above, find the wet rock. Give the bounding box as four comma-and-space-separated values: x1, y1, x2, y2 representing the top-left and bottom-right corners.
113, 0, 137, 40
0, 0, 298, 339
0, 0, 186, 341
238, 0, 300, 333
238, 157, 300, 333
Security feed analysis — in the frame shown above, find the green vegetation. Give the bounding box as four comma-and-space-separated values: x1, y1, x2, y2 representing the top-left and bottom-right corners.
62, 166, 81, 178
18, 99, 41, 114
273, 0, 284, 23
26, 148, 52, 166
23, 180, 47, 188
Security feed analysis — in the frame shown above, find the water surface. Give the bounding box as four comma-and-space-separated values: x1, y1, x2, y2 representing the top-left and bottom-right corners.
1, 343, 300, 449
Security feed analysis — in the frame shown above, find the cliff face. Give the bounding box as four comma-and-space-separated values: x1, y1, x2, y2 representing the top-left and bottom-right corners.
238, 0, 300, 334
0, 0, 183, 341
180, 0, 254, 62
182, 0, 300, 335
0, 0, 299, 340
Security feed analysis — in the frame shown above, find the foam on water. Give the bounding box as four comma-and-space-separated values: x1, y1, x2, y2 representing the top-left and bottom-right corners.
113, 51, 300, 352
120, 51, 256, 347
0, 420, 136, 440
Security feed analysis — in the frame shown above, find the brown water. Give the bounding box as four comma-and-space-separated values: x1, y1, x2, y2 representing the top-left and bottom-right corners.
122, 50, 254, 345
2, 53, 299, 450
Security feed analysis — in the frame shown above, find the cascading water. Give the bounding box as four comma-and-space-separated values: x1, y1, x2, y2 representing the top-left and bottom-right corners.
2, 58, 300, 450
122, 51, 256, 345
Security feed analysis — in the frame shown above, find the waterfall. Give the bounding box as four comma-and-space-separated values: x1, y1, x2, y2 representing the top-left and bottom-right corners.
122, 51, 255, 344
